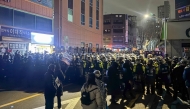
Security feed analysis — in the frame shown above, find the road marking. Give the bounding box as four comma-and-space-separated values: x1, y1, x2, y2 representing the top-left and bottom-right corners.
33, 97, 80, 109
0, 94, 41, 108
0, 83, 73, 108
126, 94, 140, 108
156, 90, 166, 109
146, 95, 156, 109
65, 97, 80, 109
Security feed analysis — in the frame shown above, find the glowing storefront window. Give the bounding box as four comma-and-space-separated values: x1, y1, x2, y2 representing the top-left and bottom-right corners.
31, 32, 54, 45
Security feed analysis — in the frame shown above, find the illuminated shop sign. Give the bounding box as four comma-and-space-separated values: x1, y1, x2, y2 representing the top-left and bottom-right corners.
112, 45, 126, 49
0, 26, 31, 39
31, 32, 54, 45
176, 5, 190, 19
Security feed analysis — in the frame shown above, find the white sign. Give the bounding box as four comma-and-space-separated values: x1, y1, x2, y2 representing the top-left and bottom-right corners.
167, 21, 190, 40
55, 77, 60, 87
31, 32, 54, 45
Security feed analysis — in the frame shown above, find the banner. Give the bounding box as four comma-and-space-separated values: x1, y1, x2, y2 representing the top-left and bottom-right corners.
0, 26, 31, 39
61, 52, 72, 66
160, 20, 167, 41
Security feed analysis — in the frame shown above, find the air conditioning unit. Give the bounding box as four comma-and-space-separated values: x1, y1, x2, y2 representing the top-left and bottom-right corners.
4, 0, 11, 2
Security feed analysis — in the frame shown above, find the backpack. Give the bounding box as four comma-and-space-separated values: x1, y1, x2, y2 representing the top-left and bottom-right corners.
81, 87, 98, 105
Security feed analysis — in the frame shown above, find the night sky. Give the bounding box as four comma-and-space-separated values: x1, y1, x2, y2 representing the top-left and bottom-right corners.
103, 0, 175, 20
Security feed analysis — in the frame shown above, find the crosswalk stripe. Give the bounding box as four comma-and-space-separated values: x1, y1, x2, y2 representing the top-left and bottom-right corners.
156, 90, 166, 109
65, 97, 80, 109
146, 95, 156, 109
0, 83, 73, 108
33, 97, 80, 109
127, 94, 141, 108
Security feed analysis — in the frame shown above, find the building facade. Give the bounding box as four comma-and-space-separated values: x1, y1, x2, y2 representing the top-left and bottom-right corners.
166, 19, 190, 57
54, 0, 103, 50
103, 14, 137, 50
158, 5, 164, 19
158, 1, 170, 19
128, 15, 137, 49
0, 0, 54, 54
175, 0, 190, 19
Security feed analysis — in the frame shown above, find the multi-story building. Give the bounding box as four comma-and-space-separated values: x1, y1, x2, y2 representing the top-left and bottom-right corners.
128, 15, 137, 49
158, 5, 164, 18
0, 0, 54, 54
158, 1, 170, 19
136, 26, 143, 50
54, 0, 103, 50
103, 14, 137, 50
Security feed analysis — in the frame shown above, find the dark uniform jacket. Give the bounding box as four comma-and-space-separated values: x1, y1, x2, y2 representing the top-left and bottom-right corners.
44, 70, 57, 97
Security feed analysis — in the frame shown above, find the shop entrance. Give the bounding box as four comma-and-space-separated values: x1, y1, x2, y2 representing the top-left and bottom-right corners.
182, 43, 190, 57
29, 44, 53, 54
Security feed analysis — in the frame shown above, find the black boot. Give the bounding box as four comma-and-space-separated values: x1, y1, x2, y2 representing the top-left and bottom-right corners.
130, 92, 135, 99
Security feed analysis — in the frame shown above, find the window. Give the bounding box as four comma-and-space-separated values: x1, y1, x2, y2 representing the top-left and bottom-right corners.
14, 10, 35, 29
81, 14, 85, 25
68, 9, 73, 22
68, 0, 73, 9
96, 0, 99, 29
89, 17, 92, 27
96, 10, 99, 29
96, 20, 99, 29
113, 20, 123, 24
112, 25, 124, 28
81, 0, 85, 25
96, 0, 99, 10
119, 15, 122, 17
104, 19, 111, 24
115, 15, 118, 17
90, 0, 93, 6
113, 29, 123, 33
81, 42, 85, 47
96, 44, 99, 48
36, 16, 52, 32
0, 6, 13, 26
89, 0, 93, 27
89, 43, 92, 48
68, 0, 73, 22
89, 5, 93, 17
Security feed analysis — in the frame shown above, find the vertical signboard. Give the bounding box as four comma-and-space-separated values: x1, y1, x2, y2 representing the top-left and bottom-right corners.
125, 15, 128, 42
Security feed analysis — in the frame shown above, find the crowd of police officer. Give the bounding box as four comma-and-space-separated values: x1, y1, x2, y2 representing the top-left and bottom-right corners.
65, 53, 190, 104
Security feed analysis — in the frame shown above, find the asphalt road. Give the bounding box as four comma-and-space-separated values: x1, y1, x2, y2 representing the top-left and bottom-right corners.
0, 83, 189, 109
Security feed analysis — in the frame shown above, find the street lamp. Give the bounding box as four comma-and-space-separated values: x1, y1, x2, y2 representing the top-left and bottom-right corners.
144, 14, 149, 18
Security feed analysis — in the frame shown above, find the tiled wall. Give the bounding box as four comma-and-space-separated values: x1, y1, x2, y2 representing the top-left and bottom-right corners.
61, 0, 103, 47
0, 0, 53, 18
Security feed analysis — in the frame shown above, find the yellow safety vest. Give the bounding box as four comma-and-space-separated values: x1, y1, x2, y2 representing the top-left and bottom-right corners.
133, 64, 145, 73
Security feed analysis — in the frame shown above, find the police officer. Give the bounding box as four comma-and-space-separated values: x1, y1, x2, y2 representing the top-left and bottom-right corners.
133, 59, 145, 92
145, 59, 156, 94
172, 59, 188, 100
183, 61, 190, 102
158, 59, 170, 94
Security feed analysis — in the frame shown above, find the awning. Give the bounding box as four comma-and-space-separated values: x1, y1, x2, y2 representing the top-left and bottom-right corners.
1, 36, 31, 42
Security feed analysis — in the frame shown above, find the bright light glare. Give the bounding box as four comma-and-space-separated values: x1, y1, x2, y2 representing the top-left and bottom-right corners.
31, 32, 54, 44
144, 14, 149, 18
